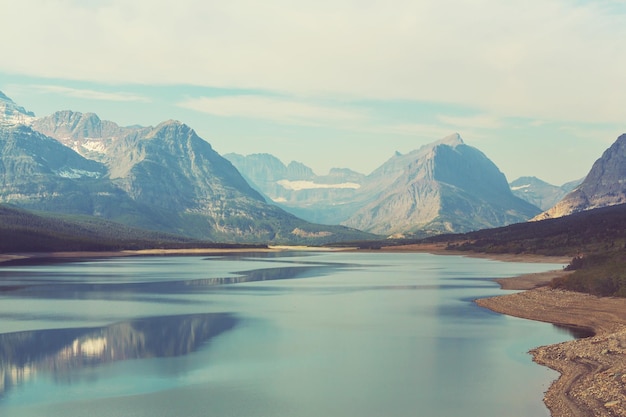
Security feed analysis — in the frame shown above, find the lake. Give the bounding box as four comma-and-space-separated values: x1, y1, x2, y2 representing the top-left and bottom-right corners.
0, 251, 573, 417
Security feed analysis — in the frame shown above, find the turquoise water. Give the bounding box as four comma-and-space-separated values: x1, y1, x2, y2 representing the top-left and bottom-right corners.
0, 252, 572, 416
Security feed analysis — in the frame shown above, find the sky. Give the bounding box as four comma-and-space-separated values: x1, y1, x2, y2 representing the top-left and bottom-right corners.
1, 0, 625, 185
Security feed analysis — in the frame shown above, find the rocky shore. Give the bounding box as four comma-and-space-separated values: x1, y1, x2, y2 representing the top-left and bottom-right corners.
477, 273, 626, 417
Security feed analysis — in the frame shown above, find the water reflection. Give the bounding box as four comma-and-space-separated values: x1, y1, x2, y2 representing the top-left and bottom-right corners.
0, 264, 342, 299
0, 313, 237, 397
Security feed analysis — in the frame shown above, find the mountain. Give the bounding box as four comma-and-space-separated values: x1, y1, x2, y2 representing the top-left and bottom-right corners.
0, 122, 124, 213
342, 134, 541, 235
0, 91, 35, 126
31, 110, 142, 162
228, 134, 541, 236
510, 176, 581, 211
534, 134, 626, 220
0, 94, 373, 244
224, 153, 365, 224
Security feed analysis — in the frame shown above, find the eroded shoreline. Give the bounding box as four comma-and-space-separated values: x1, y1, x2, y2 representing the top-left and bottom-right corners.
385, 243, 626, 416
477, 271, 626, 417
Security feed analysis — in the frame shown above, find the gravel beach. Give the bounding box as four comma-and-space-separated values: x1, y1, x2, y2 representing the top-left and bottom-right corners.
477, 272, 626, 417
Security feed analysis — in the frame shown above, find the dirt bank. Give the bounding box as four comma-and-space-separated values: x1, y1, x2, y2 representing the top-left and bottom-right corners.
478, 275, 626, 417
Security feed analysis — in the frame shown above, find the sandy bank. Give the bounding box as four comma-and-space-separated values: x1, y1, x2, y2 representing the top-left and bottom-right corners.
478, 273, 626, 417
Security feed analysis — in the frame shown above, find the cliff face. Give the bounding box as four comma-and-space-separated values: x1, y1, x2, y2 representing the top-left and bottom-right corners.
535, 134, 626, 220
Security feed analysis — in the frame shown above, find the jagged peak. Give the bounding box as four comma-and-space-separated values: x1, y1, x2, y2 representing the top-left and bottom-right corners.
152, 119, 191, 134
435, 133, 464, 147
48, 109, 101, 122
148, 120, 211, 148
0, 91, 36, 125
159, 119, 184, 127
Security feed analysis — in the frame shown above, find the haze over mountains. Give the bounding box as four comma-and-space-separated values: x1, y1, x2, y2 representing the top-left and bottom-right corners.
510, 176, 582, 211
2, 90, 623, 244
0, 92, 371, 244
229, 134, 542, 236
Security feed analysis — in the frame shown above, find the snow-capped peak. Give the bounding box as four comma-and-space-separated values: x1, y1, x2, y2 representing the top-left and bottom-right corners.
0, 91, 35, 127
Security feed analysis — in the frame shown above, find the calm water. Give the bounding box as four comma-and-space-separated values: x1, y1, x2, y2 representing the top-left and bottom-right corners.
0, 252, 573, 417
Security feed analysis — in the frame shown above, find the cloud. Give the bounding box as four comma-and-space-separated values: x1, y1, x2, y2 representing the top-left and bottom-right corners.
379, 123, 459, 140
437, 114, 503, 130
23, 85, 150, 103
178, 95, 366, 126
1, 1, 626, 124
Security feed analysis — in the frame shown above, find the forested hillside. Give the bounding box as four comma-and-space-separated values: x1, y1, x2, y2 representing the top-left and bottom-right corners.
0, 204, 260, 252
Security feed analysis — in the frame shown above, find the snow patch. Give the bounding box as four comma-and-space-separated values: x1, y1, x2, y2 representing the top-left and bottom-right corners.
82, 139, 107, 154
57, 168, 101, 179
511, 184, 531, 191
278, 179, 360, 191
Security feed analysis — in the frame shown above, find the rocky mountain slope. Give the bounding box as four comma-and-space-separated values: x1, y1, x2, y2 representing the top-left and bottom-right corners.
0, 93, 372, 244
342, 134, 541, 235
227, 135, 541, 235
224, 153, 365, 224
510, 176, 581, 211
0, 91, 35, 126
534, 134, 626, 220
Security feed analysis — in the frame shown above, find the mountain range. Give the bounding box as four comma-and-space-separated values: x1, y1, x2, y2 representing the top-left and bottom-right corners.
3, 90, 623, 245
509, 176, 582, 211
229, 134, 542, 236
0, 93, 372, 244
223, 152, 365, 225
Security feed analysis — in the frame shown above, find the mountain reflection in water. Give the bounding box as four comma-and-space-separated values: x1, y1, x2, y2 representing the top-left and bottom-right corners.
0, 313, 237, 396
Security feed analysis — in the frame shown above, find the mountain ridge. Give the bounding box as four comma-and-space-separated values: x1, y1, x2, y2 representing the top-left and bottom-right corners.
510, 176, 582, 211
534, 133, 626, 220
228, 133, 541, 236
342, 134, 540, 235
0, 93, 374, 244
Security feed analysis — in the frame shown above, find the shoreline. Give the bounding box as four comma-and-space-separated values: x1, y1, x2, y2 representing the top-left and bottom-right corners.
0, 246, 353, 266
385, 243, 626, 416
2, 244, 623, 415
477, 271, 626, 417
0, 242, 569, 266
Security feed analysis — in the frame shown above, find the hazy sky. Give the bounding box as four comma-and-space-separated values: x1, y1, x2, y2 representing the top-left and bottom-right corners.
1, 0, 625, 185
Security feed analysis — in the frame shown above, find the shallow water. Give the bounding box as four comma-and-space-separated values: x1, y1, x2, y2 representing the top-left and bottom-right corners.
0, 252, 573, 416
